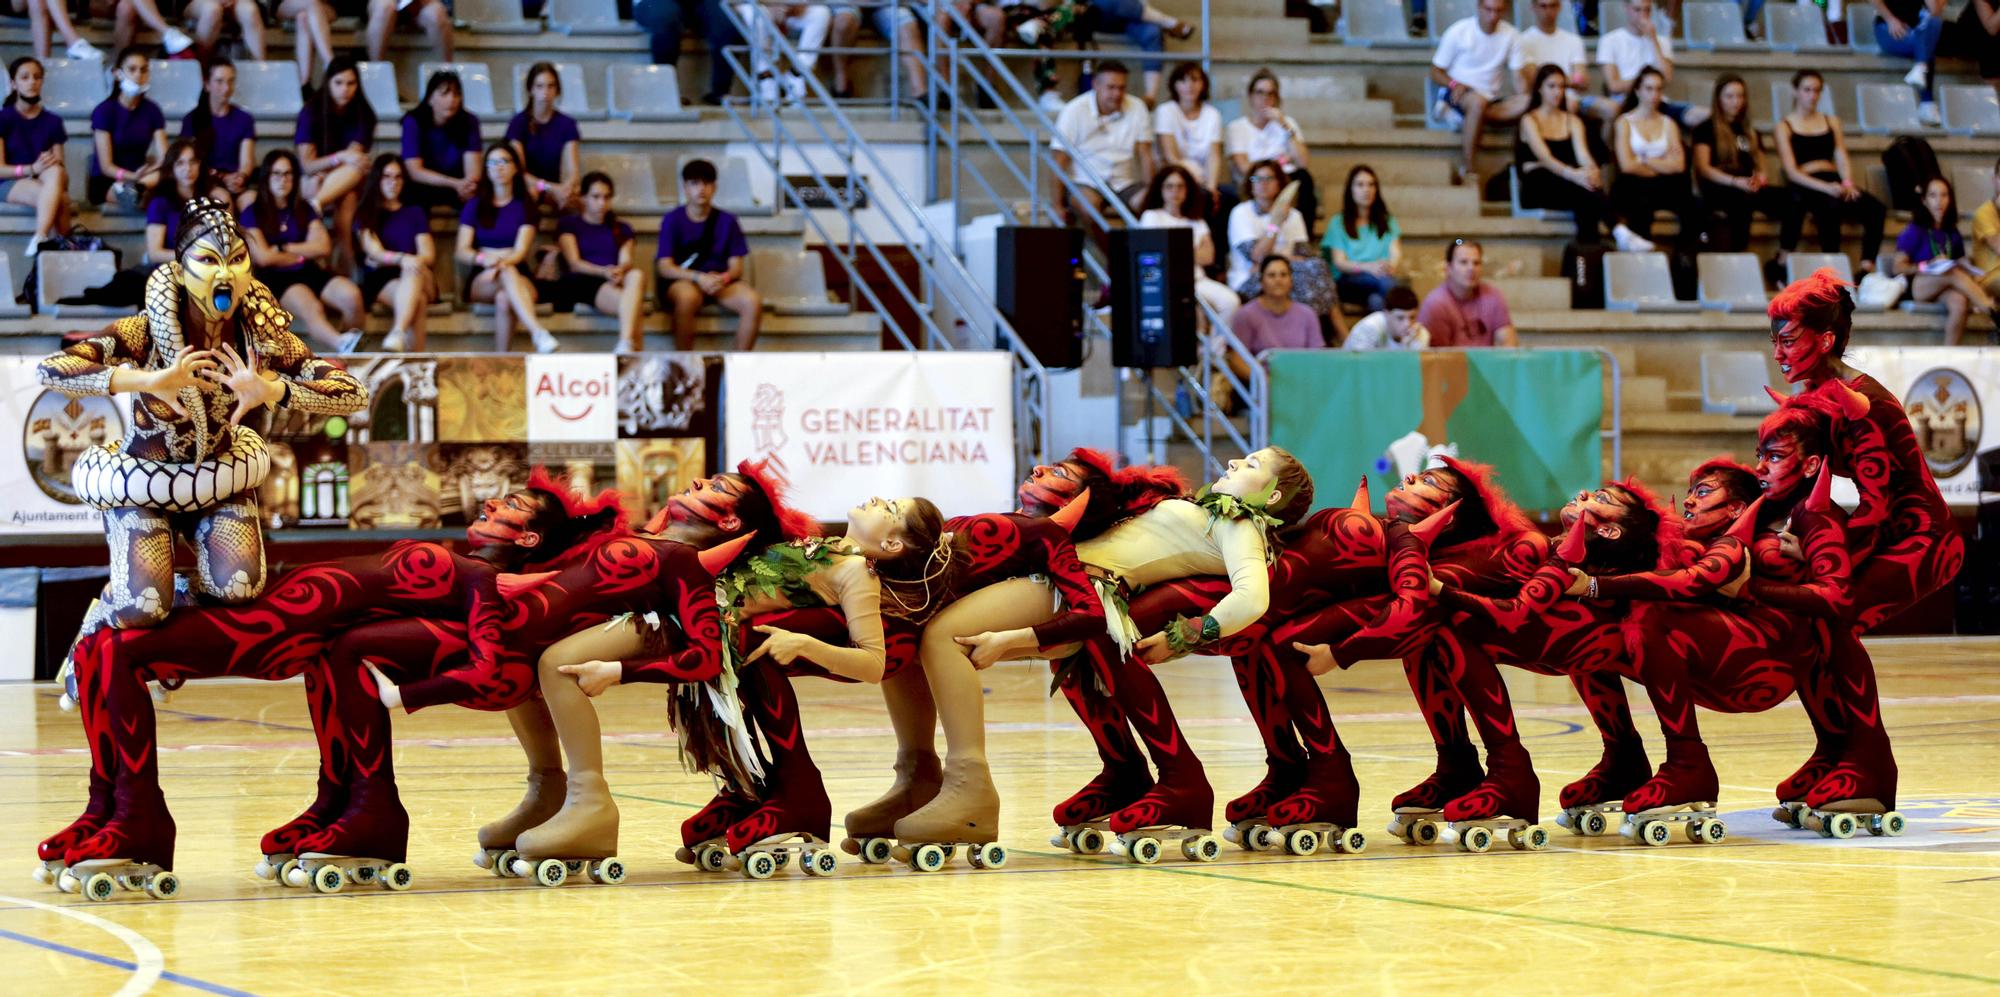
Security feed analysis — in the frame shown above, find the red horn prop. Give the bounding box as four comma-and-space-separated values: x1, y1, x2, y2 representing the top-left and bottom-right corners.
697, 533, 755, 576
1763, 384, 1790, 407
1806, 462, 1836, 513
1557, 513, 1593, 564
1050, 489, 1091, 533
1410, 500, 1459, 546
1829, 378, 1870, 421
1350, 475, 1371, 512
1727, 496, 1764, 546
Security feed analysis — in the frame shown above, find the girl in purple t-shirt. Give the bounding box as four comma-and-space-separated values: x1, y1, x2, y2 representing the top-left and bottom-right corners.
88, 47, 168, 209
0, 57, 73, 256
1893, 176, 1997, 345
179, 59, 255, 204
356, 153, 439, 352
404, 71, 482, 208
552, 172, 643, 351
243, 148, 365, 353
296, 56, 377, 274
457, 143, 560, 354
506, 62, 582, 211
142, 138, 212, 265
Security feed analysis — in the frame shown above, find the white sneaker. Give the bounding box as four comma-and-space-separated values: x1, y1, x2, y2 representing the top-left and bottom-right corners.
532, 328, 561, 354
335, 330, 364, 354
66, 38, 103, 62
1903, 63, 1928, 88
756, 73, 779, 105
781, 73, 806, 105
380, 329, 408, 352
1918, 101, 1940, 126
1613, 224, 1655, 253
25, 236, 40, 259
1037, 90, 1064, 115
163, 28, 193, 56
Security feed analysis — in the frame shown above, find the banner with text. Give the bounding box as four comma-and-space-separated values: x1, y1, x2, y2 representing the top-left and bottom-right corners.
1843, 347, 1996, 506
724, 351, 1016, 519
0, 357, 134, 534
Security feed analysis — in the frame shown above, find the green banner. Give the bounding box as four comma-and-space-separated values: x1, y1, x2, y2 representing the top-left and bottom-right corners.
1267, 350, 1602, 513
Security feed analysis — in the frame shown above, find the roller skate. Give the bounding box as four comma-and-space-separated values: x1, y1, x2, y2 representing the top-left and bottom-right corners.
839, 749, 941, 866
58, 789, 179, 901
1554, 738, 1651, 837
1220, 757, 1304, 852
282, 780, 415, 894
509, 772, 625, 887
1796, 755, 1903, 840
1263, 749, 1366, 857
1386, 743, 1482, 846
255, 776, 347, 883
677, 788, 760, 872
472, 767, 565, 877
1615, 739, 1724, 845
1105, 764, 1220, 865
889, 758, 1006, 872
1771, 742, 1839, 829
724, 775, 839, 879
35, 772, 113, 888
1438, 747, 1549, 853
1050, 765, 1153, 856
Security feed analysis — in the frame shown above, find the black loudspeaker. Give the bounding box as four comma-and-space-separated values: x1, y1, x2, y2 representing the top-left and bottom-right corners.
1562, 241, 1607, 310
995, 226, 1085, 369
1108, 227, 1196, 368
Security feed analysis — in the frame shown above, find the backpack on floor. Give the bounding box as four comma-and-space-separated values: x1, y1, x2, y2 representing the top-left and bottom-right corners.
1881, 136, 1943, 214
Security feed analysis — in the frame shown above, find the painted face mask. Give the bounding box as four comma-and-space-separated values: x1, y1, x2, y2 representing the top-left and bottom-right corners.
467, 491, 543, 547
1754, 432, 1819, 506
1681, 473, 1743, 541
178, 201, 251, 324
1018, 461, 1086, 515
664, 473, 746, 533
1770, 317, 1835, 385
1385, 468, 1459, 524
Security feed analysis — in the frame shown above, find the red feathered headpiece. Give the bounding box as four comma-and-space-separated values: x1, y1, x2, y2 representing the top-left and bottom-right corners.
1768, 268, 1853, 324
1069, 447, 1188, 518
1435, 455, 1535, 538
1605, 476, 1688, 571
735, 457, 821, 540
525, 465, 629, 537
1690, 456, 1761, 505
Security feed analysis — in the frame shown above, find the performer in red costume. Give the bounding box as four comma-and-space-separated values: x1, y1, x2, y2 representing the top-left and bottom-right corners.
1766, 270, 1963, 823
37, 472, 619, 900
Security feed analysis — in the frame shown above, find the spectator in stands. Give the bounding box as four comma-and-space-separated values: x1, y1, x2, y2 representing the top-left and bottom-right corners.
831, 2, 933, 104
1052, 60, 1153, 222
634, 0, 740, 105
243, 149, 365, 353
1320, 164, 1403, 314
1510, 0, 1589, 113
355, 154, 438, 352
1155, 63, 1223, 199
143, 138, 214, 266
8, 0, 104, 61
183, 0, 269, 66
1226, 158, 1308, 292
656, 157, 761, 351
1225, 255, 1323, 383
554, 172, 648, 353
1895, 177, 1996, 345
297, 56, 376, 274
1873, 0, 1944, 125
1137, 164, 1238, 331
1777, 69, 1885, 277
1693, 74, 1786, 255
403, 71, 483, 209
1972, 157, 1999, 301
0, 57, 73, 258
1343, 285, 1430, 350
458, 144, 560, 354
89, 48, 168, 211
1610, 66, 1696, 250
1519, 64, 1653, 251
1419, 239, 1518, 347
181, 59, 255, 207
272, 0, 337, 88
1596, 0, 1705, 128
508, 62, 583, 211
364, 0, 454, 65
1431, 0, 1521, 188
1225, 70, 1314, 235
1959, 0, 1998, 103
78, 0, 194, 60
1088, 0, 1196, 104
739, 3, 832, 105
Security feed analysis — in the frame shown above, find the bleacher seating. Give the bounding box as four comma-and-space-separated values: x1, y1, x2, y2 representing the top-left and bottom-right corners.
1339, 0, 1420, 46
547, 0, 631, 34
1696, 253, 1768, 312
583, 153, 663, 212
1700, 351, 1782, 414
1939, 85, 2000, 137
455, 0, 541, 34
418, 61, 500, 117
607, 65, 699, 122
151, 60, 200, 119
235, 61, 304, 118
359, 61, 403, 119
36, 250, 121, 319
511, 62, 602, 120
1768, 79, 1834, 128
1683, 2, 1755, 51
753, 250, 848, 316
0, 252, 29, 318
1429, 0, 1477, 35
1854, 83, 1925, 135
1847, 3, 1880, 53
1764, 4, 1834, 52
678, 154, 769, 215
1604, 252, 1696, 312
35, 58, 104, 117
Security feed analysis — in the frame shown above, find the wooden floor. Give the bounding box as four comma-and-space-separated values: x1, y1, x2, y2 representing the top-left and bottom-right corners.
3, 638, 1999, 994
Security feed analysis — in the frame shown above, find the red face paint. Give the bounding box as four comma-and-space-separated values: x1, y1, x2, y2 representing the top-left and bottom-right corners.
1754, 432, 1817, 505
465, 491, 542, 548
1770, 318, 1834, 385
665, 473, 747, 533
1681, 473, 1742, 541
1384, 469, 1458, 524
1018, 461, 1086, 515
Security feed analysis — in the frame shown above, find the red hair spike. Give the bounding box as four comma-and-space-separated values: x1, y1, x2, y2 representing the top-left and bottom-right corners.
525, 465, 629, 536
1436, 455, 1535, 537
1768, 267, 1853, 323
736, 458, 822, 540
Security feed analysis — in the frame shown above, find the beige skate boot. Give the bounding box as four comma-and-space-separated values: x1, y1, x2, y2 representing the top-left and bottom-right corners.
839, 750, 941, 861
517, 772, 620, 860
892, 758, 1005, 872
474, 768, 565, 873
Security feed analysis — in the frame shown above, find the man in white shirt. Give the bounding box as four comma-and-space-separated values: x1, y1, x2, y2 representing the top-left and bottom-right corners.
1509, 0, 1588, 110
1342, 286, 1430, 350
1052, 59, 1155, 222
1430, 0, 1521, 187
1594, 0, 1706, 126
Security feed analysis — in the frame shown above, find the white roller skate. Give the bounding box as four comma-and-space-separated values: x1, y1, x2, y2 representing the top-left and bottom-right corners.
1271, 822, 1367, 857
1108, 826, 1222, 865
507, 854, 625, 887
1556, 802, 1624, 837
58, 858, 180, 902
1439, 818, 1551, 853
1051, 819, 1114, 855
727, 832, 839, 880
888, 839, 1008, 873
677, 838, 734, 873
1386, 807, 1447, 846
1798, 799, 1905, 840
1620, 802, 1727, 847
1222, 819, 1283, 852
284, 853, 415, 894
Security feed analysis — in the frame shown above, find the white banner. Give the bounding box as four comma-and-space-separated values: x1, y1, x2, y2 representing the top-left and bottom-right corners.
0, 357, 132, 534
1843, 347, 1997, 507
724, 351, 1016, 519
526, 354, 618, 442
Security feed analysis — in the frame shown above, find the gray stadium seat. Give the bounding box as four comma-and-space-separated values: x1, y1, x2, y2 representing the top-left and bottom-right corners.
1785, 252, 1853, 285
38, 58, 105, 117
359, 61, 401, 119
1764, 3, 1833, 51
150, 60, 200, 118
1338, 0, 1422, 46
1599, 2, 1671, 36
1430, 0, 1477, 35
1696, 253, 1768, 312
37, 250, 123, 318
511, 62, 601, 120
1513, 0, 1576, 32
419, 62, 500, 117
1854, 83, 1924, 135
752, 250, 847, 316
677, 154, 769, 215
548, 0, 631, 33
1700, 351, 1781, 414
1604, 252, 1695, 311
1846, 2, 1879, 52
1939, 85, 2000, 137
1768, 80, 1833, 129
0, 251, 30, 317
582, 153, 661, 213
1683, 2, 1756, 50
1954, 166, 1993, 212
455, 0, 541, 33
237, 61, 305, 118
1509, 164, 1571, 222
606, 65, 698, 122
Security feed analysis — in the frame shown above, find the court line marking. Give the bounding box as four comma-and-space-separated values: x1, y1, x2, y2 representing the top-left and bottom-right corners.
0, 926, 256, 997
0, 892, 166, 996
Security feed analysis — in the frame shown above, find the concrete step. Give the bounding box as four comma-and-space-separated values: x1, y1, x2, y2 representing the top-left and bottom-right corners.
1485, 276, 1572, 311
1385, 185, 1482, 220
1621, 375, 1670, 415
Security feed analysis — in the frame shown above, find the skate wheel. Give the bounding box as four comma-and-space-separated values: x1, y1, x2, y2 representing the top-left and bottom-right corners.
1184, 835, 1221, 863
253, 858, 275, 881
1072, 827, 1106, 855
970, 843, 1008, 870
1284, 827, 1320, 857
495, 850, 520, 877
59, 693, 76, 712
145, 872, 179, 900
859, 838, 893, 865
1579, 810, 1609, 837
533, 858, 568, 887
697, 844, 729, 873
352, 865, 378, 885
1411, 819, 1440, 846
910, 843, 948, 873
1127, 836, 1162, 865
311, 864, 345, 894
31, 864, 52, 886
1334, 828, 1367, 854
1692, 818, 1726, 845
472, 848, 493, 870
57, 869, 79, 894
1772, 805, 1802, 829
1876, 811, 1905, 837
592, 858, 626, 885
804, 850, 838, 877
84, 872, 117, 902
283, 863, 311, 888
1252, 825, 1282, 852
742, 851, 778, 880
1826, 812, 1858, 840
381, 863, 414, 891
1460, 826, 1493, 853
1639, 820, 1672, 847
1511, 824, 1550, 851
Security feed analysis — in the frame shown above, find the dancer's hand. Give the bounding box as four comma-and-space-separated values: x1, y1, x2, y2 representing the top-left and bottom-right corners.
955, 628, 1029, 669
746, 625, 816, 666
207, 343, 284, 425
557, 659, 622, 696
1565, 568, 1591, 597
362, 661, 404, 712
140, 349, 221, 417
1718, 556, 1752, 600
1292, 641, 1336, 676
1133, 632, 1173, 665
1428, 573, 1444, 596
497, 570, 559, 599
